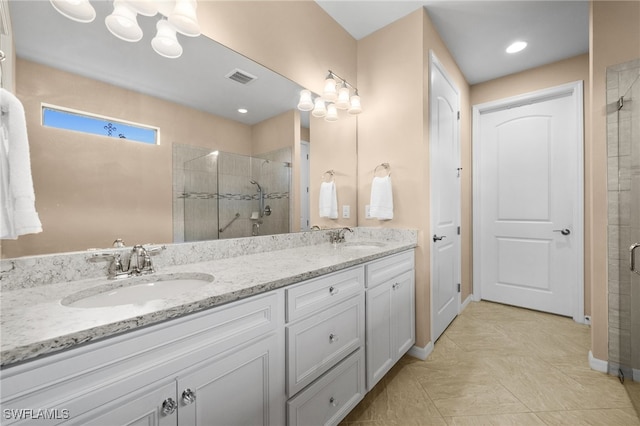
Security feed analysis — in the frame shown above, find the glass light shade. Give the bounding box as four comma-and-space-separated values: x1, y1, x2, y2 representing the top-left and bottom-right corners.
127, 0, 159, 16
169, 0, 201, 37
312, 98, 327, 118
325, 103, 338, 122
297, 90, 314, 111
105, 0, 143, 42
348, 93, 362, 115
335, 84, 351, 110
323, 76, 338, 102
152, 20, 183, 58
49, 0, 96, 23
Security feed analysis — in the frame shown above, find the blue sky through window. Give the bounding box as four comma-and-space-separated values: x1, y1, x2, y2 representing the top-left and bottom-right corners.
42, 107, 157, 144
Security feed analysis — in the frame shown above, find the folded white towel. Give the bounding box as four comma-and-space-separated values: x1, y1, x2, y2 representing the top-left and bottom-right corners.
370, 176, 393, 220
0, 88, 42, 239
319, 181, 338, 219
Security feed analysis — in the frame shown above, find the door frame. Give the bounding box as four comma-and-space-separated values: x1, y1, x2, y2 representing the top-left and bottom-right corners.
471, 81, 585, 323
429, 50, 462, 341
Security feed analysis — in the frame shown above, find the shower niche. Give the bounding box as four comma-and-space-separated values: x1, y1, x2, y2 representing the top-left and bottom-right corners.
172, 144, 291, 241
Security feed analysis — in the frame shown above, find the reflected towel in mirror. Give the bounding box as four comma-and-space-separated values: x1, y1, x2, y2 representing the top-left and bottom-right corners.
370, 176, 393, 220
0, 88, 42, 239
319, 181, 338, 219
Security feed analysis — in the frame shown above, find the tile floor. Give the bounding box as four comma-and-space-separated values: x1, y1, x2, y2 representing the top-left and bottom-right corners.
341, 301, 640, 425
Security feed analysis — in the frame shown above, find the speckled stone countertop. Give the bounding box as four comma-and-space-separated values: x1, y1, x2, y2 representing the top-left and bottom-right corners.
1, 229, 416, 367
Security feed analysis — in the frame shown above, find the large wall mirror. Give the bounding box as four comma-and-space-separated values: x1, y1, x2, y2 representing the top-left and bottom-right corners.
3, 0, 327, 258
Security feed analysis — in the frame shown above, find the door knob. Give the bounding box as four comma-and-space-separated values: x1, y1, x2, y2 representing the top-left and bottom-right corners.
433, 234, 446, 242
553, 229, 571, 236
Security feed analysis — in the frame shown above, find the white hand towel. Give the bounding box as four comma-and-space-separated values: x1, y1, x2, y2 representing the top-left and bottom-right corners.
369, 176, 393, 220
319, 181, 338, 219
0, 88, 42, 239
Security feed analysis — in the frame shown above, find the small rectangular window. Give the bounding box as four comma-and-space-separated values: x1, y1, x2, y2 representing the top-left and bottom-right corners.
42, 104, 159, 145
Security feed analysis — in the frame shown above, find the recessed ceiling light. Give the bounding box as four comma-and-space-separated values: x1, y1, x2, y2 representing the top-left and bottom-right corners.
506, 41, 527, 54
238, 108, 248, 114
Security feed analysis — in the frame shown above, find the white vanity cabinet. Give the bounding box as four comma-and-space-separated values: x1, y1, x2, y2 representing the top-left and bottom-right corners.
0, 291, 285, 426
284, 266, 366, 426
365, 250, 416, 390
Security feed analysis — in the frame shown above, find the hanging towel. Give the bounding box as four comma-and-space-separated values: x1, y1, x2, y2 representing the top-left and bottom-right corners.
0, 88, 42, 239
319, 181, 338, 219
369, 176, 393, 220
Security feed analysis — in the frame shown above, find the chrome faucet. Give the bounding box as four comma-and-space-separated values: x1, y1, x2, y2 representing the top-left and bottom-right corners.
328, 227, 353, 244
92, 244, 166, 279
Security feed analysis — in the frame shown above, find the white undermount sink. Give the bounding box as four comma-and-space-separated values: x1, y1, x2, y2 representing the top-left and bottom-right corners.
62, 273, 214, 309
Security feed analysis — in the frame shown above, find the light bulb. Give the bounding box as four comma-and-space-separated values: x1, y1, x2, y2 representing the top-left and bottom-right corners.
506, 41, 527, 54
49, 0, 96, 23
348, 92, 362, 115
325, 103, 338, 122
152, 20, 183, 58
297, 90, 314, 111
105, 0, 143, 42
169, 0, 201, 37
323, 74, 338, 102
335, 83, 350, 110
312, 98, 327, 118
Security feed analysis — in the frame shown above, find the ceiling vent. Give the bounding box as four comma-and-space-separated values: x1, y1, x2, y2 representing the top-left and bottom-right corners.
225, 68, 258, 85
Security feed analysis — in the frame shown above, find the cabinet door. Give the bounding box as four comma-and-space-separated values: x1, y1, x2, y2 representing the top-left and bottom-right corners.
177, 333, 284, 426
68, 381, 178, 426
365, 281, 394, 391
392, 270, 416, 359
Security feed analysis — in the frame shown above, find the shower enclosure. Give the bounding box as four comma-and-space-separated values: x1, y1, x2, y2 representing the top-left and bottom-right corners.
607, 58, 640, 411
172, 144, 291, 242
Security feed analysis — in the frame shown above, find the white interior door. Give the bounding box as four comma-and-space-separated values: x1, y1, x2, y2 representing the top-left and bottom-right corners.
430, 52, 461, 342
473, 82, 583, 320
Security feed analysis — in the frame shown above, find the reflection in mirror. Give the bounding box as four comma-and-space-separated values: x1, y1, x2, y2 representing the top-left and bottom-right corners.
4, 0, 310, 258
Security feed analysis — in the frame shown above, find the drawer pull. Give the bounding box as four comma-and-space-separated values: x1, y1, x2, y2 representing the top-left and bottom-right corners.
329, 333, 339, 343
392, 282, 400, 290
162, 397, 177, 415
329, 286, 339, 296
182, 388, 196, 405
329, 397, 339, 407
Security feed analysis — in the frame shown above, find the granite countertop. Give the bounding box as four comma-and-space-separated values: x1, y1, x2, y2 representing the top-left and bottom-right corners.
0, 238, 415, 367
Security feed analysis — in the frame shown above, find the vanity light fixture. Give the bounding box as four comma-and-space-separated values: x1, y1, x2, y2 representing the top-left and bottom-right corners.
298, 70, 362, 121
506, 40, 528, 54
50, 0, 201, 59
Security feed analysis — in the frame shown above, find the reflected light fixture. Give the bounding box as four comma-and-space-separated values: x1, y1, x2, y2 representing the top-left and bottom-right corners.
298, 70, 362, 122
506, 40, 527, 54
49, 0, 96, 23
50, 0, 201, 59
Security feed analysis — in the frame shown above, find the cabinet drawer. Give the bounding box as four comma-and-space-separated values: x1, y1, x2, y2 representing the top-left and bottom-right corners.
286, 294, 365, 396
287, 348, 365, 426
365, 250, 414, 289
286, 267, 364, 322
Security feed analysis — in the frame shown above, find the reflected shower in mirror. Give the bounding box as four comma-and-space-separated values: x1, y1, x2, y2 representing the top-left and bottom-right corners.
4, 0, 311, 258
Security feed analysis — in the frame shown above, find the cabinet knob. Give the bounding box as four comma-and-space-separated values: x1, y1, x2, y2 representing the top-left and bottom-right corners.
329, 333, 339, 343
182, 388, 196, 405
329, 396, 339, 407
162, 397, 178, 415
329, 286, 339, 296
392, 282, 400, 290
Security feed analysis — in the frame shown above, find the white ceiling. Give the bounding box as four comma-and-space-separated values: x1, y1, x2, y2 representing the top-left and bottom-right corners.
316, 0, 590, 84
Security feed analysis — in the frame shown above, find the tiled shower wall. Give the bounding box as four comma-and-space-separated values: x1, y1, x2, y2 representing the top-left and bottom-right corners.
607, 59, 640, 376
173, 145, 291, 242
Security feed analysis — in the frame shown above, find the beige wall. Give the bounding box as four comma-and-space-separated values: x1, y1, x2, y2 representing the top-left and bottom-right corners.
357, 8, 471, 348
1, 59, 253, 258
471, 54, 591, 316
590, 0, 640, 361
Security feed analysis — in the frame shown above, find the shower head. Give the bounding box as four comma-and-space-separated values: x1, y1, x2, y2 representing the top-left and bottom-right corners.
250, 180, 262, 192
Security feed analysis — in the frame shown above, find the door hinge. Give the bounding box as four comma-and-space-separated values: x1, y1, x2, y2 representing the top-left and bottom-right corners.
457, 226, 460, 235
457, 283, 461, 293
457, 111, 460, 120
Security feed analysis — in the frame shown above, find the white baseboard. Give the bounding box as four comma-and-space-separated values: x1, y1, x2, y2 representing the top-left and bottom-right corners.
407, 341, 434, 361
460, 294, 473, 312
589, 350, 608, 373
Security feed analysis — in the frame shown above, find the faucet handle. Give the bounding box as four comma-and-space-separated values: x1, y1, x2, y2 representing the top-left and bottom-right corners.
90, 252, 128, 279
